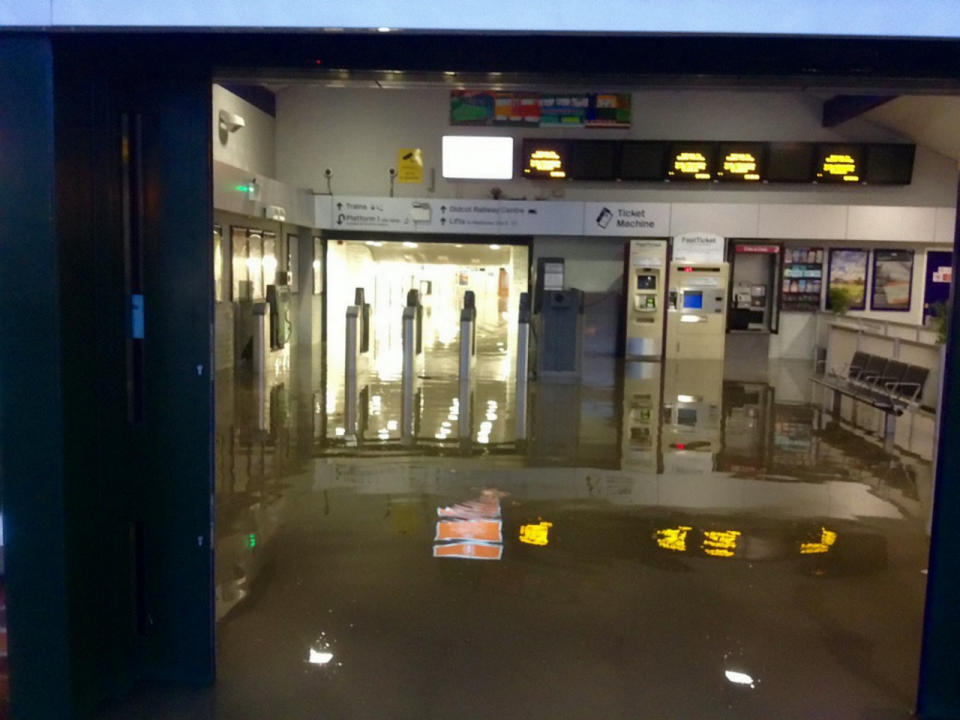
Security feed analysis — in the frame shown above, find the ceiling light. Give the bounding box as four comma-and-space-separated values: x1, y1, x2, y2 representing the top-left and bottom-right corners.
489, 244, 501, 250
376, 26, 391, 32
403, 241, 418, 248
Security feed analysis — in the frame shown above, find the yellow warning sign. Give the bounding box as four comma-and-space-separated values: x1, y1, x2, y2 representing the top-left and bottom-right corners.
398, 148, 423, 183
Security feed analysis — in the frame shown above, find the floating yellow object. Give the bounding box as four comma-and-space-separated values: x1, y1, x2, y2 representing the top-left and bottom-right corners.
519, 521, 553, 546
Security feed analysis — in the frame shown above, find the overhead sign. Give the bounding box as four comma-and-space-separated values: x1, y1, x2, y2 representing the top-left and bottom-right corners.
817, 144, 862, 183
397, 148, 423, 183
735, 244, 779, 254
584, 202, 670, 237
321, 196, 582, 236
668, 143, 714, 181
673, 232, 726, 263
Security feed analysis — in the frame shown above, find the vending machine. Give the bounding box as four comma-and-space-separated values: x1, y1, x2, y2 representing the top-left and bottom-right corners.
624, 239, 669, 359
664, 236, 729, 361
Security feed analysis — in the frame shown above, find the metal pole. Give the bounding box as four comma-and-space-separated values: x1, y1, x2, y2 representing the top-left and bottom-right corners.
459, 291, 477, 442
402, 305, 417, 445
345, 305, 359, 444
516, 292, 531, 445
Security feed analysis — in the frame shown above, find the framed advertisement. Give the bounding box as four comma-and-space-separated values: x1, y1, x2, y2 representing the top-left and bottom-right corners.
871, 249, 914, 311
827, 248, 868, 311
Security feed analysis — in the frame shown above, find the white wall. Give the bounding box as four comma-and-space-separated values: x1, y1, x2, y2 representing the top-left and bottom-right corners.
213, 84, 276, 177
275, 87, 958, 207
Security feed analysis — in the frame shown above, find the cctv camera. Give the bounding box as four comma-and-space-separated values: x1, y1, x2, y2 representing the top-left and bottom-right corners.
388, 168, 397, 177
218, 110, 246, 133
324, 168, 333, 178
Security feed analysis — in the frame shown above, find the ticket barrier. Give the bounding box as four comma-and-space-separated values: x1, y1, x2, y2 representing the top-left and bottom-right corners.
515, 292, 531, 448
458, 291, 477, 442
401, 289, 424, 445
665, 262, 730, 360
344, 286, 373, 445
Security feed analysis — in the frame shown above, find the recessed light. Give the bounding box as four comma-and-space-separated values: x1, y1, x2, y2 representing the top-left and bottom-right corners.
376, 26, 391, 32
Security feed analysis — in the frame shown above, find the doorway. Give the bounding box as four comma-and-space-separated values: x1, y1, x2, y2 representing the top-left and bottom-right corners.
324, 237, 529, 445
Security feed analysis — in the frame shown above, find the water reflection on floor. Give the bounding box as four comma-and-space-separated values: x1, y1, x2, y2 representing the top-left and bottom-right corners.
113, 351, 931, 719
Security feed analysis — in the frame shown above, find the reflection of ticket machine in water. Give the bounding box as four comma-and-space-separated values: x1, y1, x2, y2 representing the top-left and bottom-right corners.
661, 359, 723, 474
665, 262, 729, 360
620, 361, 662, 473
624, 240, 669, 359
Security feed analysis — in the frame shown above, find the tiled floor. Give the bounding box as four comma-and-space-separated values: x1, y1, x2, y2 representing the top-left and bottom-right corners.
100, 339, 932, 719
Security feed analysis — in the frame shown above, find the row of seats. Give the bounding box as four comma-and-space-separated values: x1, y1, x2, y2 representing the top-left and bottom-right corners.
833, 351, 929, 406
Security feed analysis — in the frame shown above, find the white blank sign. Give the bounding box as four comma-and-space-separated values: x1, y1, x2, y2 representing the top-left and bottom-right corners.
442, 136, 514, 180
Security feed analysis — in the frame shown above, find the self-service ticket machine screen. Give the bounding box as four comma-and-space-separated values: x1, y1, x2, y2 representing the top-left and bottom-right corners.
665, 263, 730, 360
624, 240, 668, 359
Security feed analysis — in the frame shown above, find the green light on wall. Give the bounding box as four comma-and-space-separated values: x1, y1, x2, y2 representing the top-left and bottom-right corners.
248, 533, 256, 548
234, 184, 251, 193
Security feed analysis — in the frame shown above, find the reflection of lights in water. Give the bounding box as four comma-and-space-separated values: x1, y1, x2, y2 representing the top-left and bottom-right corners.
656, 526, 693, 552
335, 427, 346, 436
447, 412, 458, 421
480, 421, 492, 432
724, 670, 755, 687
801, 527, 838, 555
519, 521, 552, 546
312, 260, 320, 270
370, 395, 382, 415
309, 649, 334, 665
386, 420, 398, 431
702, 530, 741, 558
485, 411, 498, 421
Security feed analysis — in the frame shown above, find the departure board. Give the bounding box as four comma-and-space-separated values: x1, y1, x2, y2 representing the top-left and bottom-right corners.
667, 142, 715, 181
514, 138, 911, 185
568, 140, 617, 180
716, 143, 765, 182
766, 143, 815, 183
522, 139, 569, 179
816, 144, 863, 183
619, 141, 668, 181
865, 144, 915, 184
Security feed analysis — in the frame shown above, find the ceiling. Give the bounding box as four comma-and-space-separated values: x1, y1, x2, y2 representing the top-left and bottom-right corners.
862, 95, 960, 162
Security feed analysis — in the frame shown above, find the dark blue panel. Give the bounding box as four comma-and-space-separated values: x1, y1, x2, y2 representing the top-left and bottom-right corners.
918, 181, 960, 719
0, 35, 73, 719
219, 83, 276, 117
822, 94, 896, 127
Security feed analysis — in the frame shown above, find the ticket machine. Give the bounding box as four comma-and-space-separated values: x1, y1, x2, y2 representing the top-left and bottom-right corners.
665, 260, 730, 360
624, 239, 669, 359
661, 359, 724, 474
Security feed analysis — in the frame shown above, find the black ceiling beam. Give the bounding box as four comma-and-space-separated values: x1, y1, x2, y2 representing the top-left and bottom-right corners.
822, 94, 896, 127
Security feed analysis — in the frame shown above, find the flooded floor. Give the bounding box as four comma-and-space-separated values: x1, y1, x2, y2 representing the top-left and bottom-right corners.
102, 344, 932, 720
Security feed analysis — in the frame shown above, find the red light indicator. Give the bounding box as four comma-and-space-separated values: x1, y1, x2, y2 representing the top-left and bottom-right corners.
315, 59, 323, 65
675, 443, 686, 449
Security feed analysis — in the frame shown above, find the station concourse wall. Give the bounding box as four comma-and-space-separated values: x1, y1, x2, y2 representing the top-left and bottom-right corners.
214, 84, 959, 363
